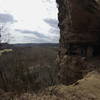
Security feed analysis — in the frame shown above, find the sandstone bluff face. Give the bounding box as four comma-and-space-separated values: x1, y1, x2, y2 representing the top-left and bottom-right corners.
56, 0, 100, 84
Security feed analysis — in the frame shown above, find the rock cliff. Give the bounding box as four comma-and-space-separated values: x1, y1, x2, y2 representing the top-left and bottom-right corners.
56, 0, 100, 84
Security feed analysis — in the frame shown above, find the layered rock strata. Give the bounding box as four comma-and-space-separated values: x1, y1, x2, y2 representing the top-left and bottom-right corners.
56, 0, 100, 84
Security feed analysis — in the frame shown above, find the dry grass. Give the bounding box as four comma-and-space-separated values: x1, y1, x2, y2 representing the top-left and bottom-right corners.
0, 46, 58, 92
0, 49, 12, 56
0, 71, 100, 100
0, 46, 100, 100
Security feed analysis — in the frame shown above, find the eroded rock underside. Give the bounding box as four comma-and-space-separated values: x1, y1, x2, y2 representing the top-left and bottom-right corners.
56, 0, 100, 85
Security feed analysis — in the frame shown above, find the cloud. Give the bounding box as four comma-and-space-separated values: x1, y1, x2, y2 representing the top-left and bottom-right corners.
44, 18, 58, 28
23, 36, 50, 43
33, 31, 48, 38
42, 0, 53, 3
44, 18, 60, 35
49, 28, 59, 34
15, 29, 34, 34
15, 29, 48, 38
15, 29, 59, 43
0, 13, 16, 23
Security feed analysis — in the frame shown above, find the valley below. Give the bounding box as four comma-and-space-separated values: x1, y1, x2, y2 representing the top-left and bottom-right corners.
0, 44, 100, 100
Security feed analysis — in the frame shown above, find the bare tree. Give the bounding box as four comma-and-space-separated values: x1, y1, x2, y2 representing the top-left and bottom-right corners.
0, 24, 11, 42
0, 25, 4, 49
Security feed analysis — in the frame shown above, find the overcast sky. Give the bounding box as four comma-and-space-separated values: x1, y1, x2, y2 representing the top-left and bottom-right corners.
0, 0, 59, 44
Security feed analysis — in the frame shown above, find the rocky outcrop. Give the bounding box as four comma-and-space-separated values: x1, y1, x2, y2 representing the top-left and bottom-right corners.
56, 0, 100, 84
